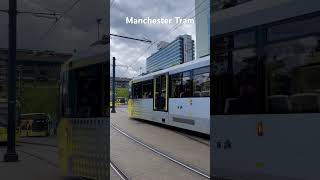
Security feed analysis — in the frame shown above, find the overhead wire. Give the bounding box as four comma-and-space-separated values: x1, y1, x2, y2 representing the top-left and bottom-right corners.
39, 0, 81, 40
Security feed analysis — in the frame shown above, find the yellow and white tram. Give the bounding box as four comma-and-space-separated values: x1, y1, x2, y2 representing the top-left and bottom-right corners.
211, 0, 320, 179
128, 56, 210, 134
57, 46, 109, 179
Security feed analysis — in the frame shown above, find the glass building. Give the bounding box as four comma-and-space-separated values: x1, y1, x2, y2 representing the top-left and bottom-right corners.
146, 35, 194, 73
195, 0, 210, 58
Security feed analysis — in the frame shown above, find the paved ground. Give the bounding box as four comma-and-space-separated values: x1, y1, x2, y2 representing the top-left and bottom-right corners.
0, 106, 210, 180
111, 126, 207, 180
110, 106, 210, 180
0, 136, 63, 180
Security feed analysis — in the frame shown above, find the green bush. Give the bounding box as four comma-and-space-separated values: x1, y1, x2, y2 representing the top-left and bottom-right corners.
111, 88, 129, 99
21, 85, 59, 119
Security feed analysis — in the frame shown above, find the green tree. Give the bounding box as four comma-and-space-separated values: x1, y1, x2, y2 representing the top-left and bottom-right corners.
110, 88, 129, 98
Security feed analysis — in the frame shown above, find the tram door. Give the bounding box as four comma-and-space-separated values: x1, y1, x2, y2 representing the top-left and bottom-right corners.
153, 74, 169, 123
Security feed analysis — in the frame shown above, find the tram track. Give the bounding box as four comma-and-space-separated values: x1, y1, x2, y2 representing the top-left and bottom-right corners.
175, 131, 210, 146
17, 149, 59, 168
18, 139, 130, 180
110, 160, 130, 180
17, 140, 58, 153
114, 107, 210, 147
11, 140, 60, 168
17, 140, 57, 148
111, 123, 210, 179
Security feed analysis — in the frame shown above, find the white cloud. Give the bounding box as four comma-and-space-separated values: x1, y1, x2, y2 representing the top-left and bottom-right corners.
111, 0, 196, 78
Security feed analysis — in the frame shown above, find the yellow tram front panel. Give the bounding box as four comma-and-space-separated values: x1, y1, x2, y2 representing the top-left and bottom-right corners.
57, 118, 73, 175
0, 127, 7, 142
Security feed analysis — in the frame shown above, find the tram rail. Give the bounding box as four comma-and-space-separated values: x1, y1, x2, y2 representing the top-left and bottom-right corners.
110, 160, 130, 180
111, 123, 210, 179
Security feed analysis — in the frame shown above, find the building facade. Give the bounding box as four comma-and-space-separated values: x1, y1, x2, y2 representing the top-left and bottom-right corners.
146, 34, 195, 73
110, 77, 131, 89
195, 0, 254, 59
195, 0, 210, 58
0, 49, 71, 96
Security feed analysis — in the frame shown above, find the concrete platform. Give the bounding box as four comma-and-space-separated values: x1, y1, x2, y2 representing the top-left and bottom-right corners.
0, 137, 63, 180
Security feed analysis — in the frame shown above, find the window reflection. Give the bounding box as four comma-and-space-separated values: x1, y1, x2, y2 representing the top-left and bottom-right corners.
132, 83, 142, 99
182, 72, 192, 97
234, 31, 256, 48
142, 80, 153, 99
266, 36, 320, 113
213, 48, 260, 114
60, 64, 105, 118
268, 16, 320, 42
170, 73, 182, 98
213, 31, 255, 52
193, 66, 210, 97
193, 73, 210, 97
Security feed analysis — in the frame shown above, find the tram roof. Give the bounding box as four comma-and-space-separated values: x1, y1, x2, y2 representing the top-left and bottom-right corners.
212, 0, 320, 36
62, 44, 108, 71
131, 55, 210, 83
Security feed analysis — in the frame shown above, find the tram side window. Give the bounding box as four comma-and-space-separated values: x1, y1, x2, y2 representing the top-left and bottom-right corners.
170, 71, 192, 98
61, 70, 77, 117
212, 36, 233, 52
128, 84, 132, 99
60, 72, 69, 116
234, 31, 256, 48
181, 71, 192, 97
212, 48, 261, 114
213, 31, 256, 51
265, 36, 320, 113
75, 65, 104, 117
161, 75, 167, 96
154, 75, 167, 111
60, 64, 106, 118
132, 83, 142, 99
170, 73, 182, 98
268, 16, 320, 42
142, 80, 153, 98
193, 66, 210, 97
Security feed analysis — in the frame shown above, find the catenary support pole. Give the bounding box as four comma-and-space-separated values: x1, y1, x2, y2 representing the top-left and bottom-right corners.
4, 0, 19, 162
111, 57, 116, 113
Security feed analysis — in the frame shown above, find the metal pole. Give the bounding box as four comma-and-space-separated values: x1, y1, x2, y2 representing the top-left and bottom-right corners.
4, 0, 19, 162
111, 57, 116, 113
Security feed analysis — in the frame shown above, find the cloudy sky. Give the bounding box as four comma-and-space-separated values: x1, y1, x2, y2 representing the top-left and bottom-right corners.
111, 0, 196, 78
0, 0, 108, 54
0, 0, 196, 78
